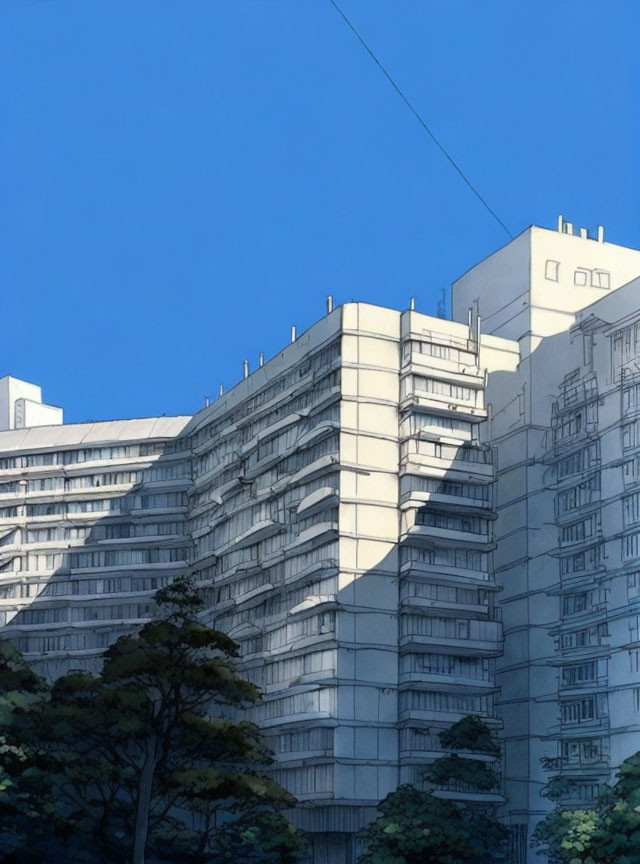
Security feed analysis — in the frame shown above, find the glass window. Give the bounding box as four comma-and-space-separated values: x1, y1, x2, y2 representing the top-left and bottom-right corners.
545, 260, 560, 281
574, 269, 589, 287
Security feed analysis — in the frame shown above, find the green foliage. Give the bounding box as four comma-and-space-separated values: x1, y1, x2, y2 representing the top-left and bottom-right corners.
532, 753, 640, 864
588, 753, 640, 864
210, 811, 309, 864
0, 578, 306, 863
531, 808, 599, 864
438, 715, 501, 756
424, 754, 499, 792
0, 642, 64, 863
542, 776, 582, 802
358, 716, 507, 864
357, 785, 476, 864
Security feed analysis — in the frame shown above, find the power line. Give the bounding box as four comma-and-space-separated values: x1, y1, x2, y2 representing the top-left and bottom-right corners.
327, 0, 514, 240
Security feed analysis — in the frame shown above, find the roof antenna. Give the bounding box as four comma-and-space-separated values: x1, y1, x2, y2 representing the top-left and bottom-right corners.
437, 286, 447, 319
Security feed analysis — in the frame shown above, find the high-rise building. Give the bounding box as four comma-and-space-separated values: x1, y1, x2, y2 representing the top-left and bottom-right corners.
0, 417, 192, 678
0, 304, 512, 862
1, 217, 640, 863
185, 303, 511, 861
453, 217, 640, 861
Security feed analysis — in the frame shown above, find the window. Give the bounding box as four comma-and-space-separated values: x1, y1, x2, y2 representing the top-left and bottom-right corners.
625, 532, 640, 560
562, 593, 589, 615
401, 475, 489, 503
400, 545, 489, 574
545, 260, 560, 281
629, 572, 640, 600
557, 443, 599, 479
562, 739, 602, 765
562, 661, 596, 685
591, 270, 610, 289
561, 626, 606, 649
399, 690, 492, 715
623, 382, 640, 412
562, 697, 596, 724
415, 509, 488, 535
561, 516, 599, 544
317, 612, 335, 635
554, 410, 584, 443
562, 739, 601, 765
556, 474, 600, 515
560, 545, 601, 575
409, 375, 474, 403
624, 493, 640, 527
623, 422, 639, 450
574, 269, 589, 287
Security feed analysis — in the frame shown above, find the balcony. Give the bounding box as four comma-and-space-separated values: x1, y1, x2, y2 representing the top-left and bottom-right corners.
405, 524, 494, 552
400, 391, 487, 422
399, 619, 502, 656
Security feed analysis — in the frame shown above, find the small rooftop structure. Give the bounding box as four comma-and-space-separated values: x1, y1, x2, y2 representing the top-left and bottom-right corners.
0, 375, 63, 432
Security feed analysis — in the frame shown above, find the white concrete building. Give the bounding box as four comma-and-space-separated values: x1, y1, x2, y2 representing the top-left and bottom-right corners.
2, 217, 640, 863
0, 415, 192, 678
182, 303, 512, 861
0, 305, 512, 862
453, 217, 640, 862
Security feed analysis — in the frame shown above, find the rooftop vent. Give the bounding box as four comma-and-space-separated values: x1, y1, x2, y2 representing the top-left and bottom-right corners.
557, 214, 604, 243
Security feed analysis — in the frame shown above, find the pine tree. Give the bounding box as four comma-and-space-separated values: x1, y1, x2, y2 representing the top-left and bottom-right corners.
5, 578, 307, 863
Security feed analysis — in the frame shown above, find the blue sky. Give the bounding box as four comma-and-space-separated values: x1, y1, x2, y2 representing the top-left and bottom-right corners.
1, 0, 638, 423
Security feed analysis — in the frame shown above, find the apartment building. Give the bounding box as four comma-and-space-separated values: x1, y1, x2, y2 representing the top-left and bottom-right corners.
181, 303, 516, 861
453, 218, 640, 861
0, 403, 192, 679
2, 217, 640, 863
0, 303, 513, 862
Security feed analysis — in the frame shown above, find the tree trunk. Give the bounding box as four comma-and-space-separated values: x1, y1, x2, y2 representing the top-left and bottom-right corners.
132, 737, 157, 864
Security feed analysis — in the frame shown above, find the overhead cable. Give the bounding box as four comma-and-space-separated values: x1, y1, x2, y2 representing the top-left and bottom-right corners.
327, 0, 514, 240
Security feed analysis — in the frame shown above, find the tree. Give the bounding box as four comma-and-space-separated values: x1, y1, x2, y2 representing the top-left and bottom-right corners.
531, 754, 640, 864
209, 810, 309, 864
10, 578, 306, 864
357, 784, 477, 864
531, 807, 599, 864
587, 752, 640, 864
0, 642, 66, 863
358, 715, 507, 864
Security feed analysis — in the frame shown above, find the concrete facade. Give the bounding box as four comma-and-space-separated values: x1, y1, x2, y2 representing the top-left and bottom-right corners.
1, 218, 640, 862
0, 304, 513, 862
453, 218, 640, 861
0, 417, 192, 678
182, 302, 512, 862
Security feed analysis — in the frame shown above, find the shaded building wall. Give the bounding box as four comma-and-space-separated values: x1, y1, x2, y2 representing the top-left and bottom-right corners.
453, 221, 640, 862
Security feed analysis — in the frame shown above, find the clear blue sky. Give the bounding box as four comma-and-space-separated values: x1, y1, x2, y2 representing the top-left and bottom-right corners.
1, 1, 638, 423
